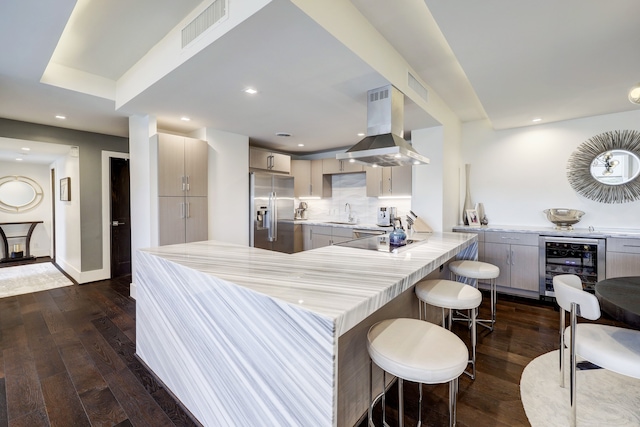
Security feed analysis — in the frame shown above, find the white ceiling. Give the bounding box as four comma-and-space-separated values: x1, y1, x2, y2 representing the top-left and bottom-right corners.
1, 0, 639, 162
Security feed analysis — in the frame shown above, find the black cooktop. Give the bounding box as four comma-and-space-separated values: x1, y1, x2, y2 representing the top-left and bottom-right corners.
335, 234, 426, 253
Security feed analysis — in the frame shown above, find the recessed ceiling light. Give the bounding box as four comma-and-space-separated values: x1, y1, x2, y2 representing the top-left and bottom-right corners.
532, 118, 542, 123
297, 143, 304, 147
244, 88, 258, 95
357, 133, 365, 137
15, 158, 23, 161
21, 147, 30, 151
55, 115, 66, 120
180, 117, 191, 121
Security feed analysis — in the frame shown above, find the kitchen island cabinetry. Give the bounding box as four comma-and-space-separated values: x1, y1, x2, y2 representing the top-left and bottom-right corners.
291, 159, 328, 197
606, 237, 640, 278
135, 232, 476, 427
302, 224, 353, 250
483, 231, 539, 295
249, 147, 291, 174
365, 165, 412, 197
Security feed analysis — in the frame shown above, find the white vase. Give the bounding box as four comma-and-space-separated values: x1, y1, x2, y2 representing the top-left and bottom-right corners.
463, 164, 473, 225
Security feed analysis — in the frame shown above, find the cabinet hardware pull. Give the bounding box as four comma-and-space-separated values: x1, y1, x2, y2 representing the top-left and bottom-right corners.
182, 176, 186, 191
186, 176, 190, 191
186, 202, 190, 218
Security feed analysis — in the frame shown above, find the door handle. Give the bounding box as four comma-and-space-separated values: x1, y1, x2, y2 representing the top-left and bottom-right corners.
112, 221, 125, 226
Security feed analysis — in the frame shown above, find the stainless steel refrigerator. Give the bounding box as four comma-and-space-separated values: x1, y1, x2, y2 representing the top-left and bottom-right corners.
249, 172, 295, 253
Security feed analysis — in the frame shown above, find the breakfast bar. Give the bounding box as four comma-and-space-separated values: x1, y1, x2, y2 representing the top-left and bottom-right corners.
135, 232, 476, 426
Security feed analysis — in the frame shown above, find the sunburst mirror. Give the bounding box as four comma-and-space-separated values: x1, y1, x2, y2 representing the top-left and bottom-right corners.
567, 130, 640, 203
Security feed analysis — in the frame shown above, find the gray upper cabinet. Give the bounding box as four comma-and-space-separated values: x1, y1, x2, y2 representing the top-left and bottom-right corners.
249, 148, 291, 174
366, 166, 412, 197
322, 158, 363, 174
158, 134, 208, 197
291, 159, 328, 197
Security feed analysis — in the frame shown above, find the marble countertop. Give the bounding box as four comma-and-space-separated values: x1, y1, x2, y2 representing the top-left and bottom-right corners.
453, 224, 640, 238
140, 231, 476, 336
293, 219, 393, 231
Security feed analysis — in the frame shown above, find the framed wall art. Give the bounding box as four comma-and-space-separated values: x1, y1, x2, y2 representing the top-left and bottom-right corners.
466, 209, 480, 227
60, 177, 71, 201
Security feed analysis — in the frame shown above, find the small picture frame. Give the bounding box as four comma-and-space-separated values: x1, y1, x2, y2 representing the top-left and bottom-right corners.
466, 209, 480, 227
60, 177, 71, 201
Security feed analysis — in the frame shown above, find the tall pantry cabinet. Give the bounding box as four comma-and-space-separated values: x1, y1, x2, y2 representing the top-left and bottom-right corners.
157, 133, 208, 245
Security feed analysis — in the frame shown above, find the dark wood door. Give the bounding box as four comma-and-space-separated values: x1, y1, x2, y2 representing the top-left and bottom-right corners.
110, 157, 131, 278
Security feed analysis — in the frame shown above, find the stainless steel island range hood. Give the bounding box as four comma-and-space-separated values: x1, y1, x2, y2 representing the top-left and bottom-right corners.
337, 85, 430, 167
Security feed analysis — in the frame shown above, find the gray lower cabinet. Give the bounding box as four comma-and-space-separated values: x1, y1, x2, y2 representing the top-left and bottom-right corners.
159, 197, 208, 246
303, 225, 354, 250
482, 231, 539, 294
606, 237, 640, 278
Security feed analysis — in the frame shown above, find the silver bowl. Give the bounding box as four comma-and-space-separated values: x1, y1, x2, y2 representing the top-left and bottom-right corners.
543, 208, 585, 227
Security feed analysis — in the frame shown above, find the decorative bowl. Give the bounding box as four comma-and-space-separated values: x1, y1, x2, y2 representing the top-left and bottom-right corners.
543, 208, 585, 227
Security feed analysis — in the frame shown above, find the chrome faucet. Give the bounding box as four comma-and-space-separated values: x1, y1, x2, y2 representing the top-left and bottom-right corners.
345, 203, 354, 223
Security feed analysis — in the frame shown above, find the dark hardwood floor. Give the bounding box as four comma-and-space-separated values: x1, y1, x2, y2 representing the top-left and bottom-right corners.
0, 272, 199, 427
358, 292, 626, 427
0, 270, 624, 427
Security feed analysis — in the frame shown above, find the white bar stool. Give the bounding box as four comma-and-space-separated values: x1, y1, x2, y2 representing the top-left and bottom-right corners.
415, 279, 482, 379
449, 260, 500, 331
367, 318, 468, 427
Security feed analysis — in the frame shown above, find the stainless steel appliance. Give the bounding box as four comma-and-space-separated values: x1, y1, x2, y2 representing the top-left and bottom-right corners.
336, 85, 430, 167
539, 236, 606, 298
250, 172, 295, 253
377, 207, 396, 226
353, 228, 387, 239
335, 234, 426, 253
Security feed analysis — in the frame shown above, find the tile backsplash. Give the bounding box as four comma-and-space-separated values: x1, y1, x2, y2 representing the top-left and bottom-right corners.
296, 172, 411, 225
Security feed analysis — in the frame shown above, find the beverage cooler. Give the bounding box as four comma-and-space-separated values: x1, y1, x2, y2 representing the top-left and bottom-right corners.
539, 236, 606, 298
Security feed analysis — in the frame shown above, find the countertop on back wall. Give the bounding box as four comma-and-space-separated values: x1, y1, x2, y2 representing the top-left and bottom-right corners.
292, 219, 394, 231
452, 224, 640, 239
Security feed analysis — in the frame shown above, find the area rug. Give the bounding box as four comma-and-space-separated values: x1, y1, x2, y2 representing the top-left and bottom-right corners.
0, 262, 74, 299
520, 349, 640, 426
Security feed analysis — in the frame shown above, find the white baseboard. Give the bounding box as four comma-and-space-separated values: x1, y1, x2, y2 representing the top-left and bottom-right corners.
130, 281, 137, 299
54, 258, 109, 284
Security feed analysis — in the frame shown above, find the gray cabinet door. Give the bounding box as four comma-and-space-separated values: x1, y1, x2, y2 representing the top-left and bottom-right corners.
184, 138, 208, 197
159, 197, 186, 246
158, 134, 185, 197
185, 197, 208, 243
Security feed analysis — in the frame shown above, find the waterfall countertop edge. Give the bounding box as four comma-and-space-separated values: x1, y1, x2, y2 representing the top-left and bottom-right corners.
138, 231, 476, 336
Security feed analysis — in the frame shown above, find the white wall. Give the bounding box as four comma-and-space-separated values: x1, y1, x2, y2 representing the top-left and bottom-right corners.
52, 153, 82, 280
205, 128, 249, 244
0, 161, 52, 258
461, 110, 640, 230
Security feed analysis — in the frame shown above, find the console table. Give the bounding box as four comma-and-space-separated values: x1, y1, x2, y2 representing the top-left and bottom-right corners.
0, 221, 43, 263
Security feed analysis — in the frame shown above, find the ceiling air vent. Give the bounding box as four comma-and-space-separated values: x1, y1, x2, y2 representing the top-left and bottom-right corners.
408, 72, 429, 103
182, 0, 228, 48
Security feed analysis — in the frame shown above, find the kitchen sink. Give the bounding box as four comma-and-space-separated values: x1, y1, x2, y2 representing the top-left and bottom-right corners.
326, 221, 358, 225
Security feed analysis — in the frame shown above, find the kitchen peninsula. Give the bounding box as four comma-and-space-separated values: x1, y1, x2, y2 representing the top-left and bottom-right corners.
135, 232, 476, 426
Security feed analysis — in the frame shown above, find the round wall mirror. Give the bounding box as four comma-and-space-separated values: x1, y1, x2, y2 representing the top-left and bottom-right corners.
589, 150, 640, 185
567, 130, 640, 203
0, 176, 44, 213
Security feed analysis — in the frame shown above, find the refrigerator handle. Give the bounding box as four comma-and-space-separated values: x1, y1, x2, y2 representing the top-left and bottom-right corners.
271, 191, 277, 241
267, 192, 275, 242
